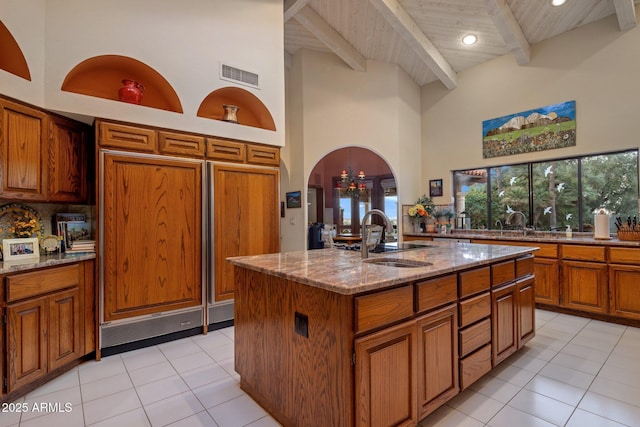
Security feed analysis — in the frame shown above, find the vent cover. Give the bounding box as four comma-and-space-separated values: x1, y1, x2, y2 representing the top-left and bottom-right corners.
221, 64, 259, 88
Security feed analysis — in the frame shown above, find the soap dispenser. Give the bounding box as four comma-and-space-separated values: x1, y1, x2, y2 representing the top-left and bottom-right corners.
565, 225, 573, 238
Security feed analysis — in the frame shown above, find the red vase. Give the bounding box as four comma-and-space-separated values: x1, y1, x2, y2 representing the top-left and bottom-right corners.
118, 80, 144, 104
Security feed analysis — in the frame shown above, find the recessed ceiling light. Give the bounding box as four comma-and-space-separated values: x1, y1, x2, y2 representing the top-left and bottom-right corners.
462, 34, 477, 46
551, 0, 566, 6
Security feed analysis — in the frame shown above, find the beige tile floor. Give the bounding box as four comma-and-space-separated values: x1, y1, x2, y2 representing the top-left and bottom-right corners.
1, 309, 639, 427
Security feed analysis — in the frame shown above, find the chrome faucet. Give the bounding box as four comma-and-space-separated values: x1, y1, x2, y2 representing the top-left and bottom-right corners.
506, 211, 533, 235
495, 220, 503, 236
361, 209, 394, 259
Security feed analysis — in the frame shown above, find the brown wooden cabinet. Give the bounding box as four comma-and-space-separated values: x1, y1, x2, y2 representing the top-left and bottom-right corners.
458, 266, 492, 391
561, 260, 608, 314
0, 97, 91, 203
213, 164, 279, 302
492, 282, 518, 365
235, 253, 535, 427
518, 276, 536, 346
48, 114, 89, 203
609, 264, 640, 320
102, 152, 202, 321
5, 263, 86, 394
0, 98, 48, 200
355, 320, 417, 427
533, 257, 560, 305
6, 297, 48, 392
416, 304, 458, 419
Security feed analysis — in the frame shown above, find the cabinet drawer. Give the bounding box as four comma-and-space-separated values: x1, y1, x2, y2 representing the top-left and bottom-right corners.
7, 264, 80, 302
158, 131, 205, 157
206, 137, 246, 162
492, 260, 514, 287
459, 318, 491, 358
459, 292, 491, 328
609, 247, 640, 265
99, 121, 156, 152
459, 267, 490, 298
416, 274, 457, 313
562, 245, 606, 262
516, 255, 534, 278
355, 285, 413, 334
460, 344, 491, 390
247, 144, 280, 166
504, 241, 558, 258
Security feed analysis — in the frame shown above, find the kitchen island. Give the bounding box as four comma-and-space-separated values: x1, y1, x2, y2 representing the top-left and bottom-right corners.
229, 241, 537, 427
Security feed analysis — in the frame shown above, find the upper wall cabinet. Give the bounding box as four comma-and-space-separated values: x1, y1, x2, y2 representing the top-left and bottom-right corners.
61, 55, 183, 113
48, 115, 90, 203
0, 20, 31, 81
0, 96, 91, 203
0, 98, 47, 200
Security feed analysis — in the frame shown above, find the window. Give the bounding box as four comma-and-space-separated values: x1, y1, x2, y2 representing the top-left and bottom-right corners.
334, 175, 397, 235
490, 164, 530, 229
454, 149, 638, 232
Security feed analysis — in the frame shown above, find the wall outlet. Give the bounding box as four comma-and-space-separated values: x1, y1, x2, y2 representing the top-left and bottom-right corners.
294, 312, 308, 338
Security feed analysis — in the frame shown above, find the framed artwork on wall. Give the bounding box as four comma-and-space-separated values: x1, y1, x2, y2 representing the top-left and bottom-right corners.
429, 179, 443, 197
482, 100, 576, 158
286, 191, 302, 208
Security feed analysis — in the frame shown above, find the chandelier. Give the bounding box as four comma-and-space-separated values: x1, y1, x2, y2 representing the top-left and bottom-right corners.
335, 167, 366, 197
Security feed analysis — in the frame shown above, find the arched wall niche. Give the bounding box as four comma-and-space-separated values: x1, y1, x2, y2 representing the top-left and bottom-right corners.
197, 87, 276, 131
61, 55, 183, 113
0, 20, 31, 81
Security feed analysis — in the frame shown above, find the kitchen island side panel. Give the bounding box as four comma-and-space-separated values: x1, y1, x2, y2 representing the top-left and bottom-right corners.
235, 267, 355, 427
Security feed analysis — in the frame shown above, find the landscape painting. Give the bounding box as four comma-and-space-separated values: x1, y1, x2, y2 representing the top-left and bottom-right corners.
482, 100, 576, 159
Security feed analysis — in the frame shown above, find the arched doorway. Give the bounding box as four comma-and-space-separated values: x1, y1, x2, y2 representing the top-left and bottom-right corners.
308, 147, 398, 239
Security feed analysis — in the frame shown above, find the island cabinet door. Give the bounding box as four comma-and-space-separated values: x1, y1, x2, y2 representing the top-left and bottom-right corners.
517, 276, 536, 347
416, 304, 458, 420
491, 282, 518, 366
355, 320, 417, 427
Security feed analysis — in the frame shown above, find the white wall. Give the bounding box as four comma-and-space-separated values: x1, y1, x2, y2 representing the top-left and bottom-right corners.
422, 15, 640, 203
0, 0, 46, 105
1, 0, 285, 146
281, 49, 422, 251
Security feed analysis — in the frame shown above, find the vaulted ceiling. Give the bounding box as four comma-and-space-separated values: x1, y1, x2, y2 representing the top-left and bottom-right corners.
284, 0, 638, 89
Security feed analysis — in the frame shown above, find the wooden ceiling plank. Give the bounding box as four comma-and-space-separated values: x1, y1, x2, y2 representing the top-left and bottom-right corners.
294, 5, 367, 72
485, 0, 530, 65
613, 0, 637, 31
368, 0, 457, 89
284, 0, 313, 23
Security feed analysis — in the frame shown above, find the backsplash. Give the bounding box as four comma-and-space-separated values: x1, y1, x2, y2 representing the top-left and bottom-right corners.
0, 201, 95, 239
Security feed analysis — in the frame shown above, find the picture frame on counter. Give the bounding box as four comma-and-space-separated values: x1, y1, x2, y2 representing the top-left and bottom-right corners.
429, 179, 443, 197
2, 237, 40, 261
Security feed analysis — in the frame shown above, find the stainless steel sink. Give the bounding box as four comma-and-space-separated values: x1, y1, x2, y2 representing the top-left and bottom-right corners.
362, 258, 433, 268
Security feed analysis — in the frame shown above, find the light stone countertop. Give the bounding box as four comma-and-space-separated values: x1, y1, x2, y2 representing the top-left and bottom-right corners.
0, 252, 96, 274
406, 230, 640, 247
227, 241, 536, 295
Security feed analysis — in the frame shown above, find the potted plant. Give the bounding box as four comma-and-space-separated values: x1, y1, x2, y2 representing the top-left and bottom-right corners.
408, 203, 428, 233
409, 194, 435, 233
443, 209, 455, 232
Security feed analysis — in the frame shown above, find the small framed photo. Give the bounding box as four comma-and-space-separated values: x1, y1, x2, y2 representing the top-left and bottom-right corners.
2, 237, 40, 262
286, 191, 302, 208
429, 179, 443, 197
